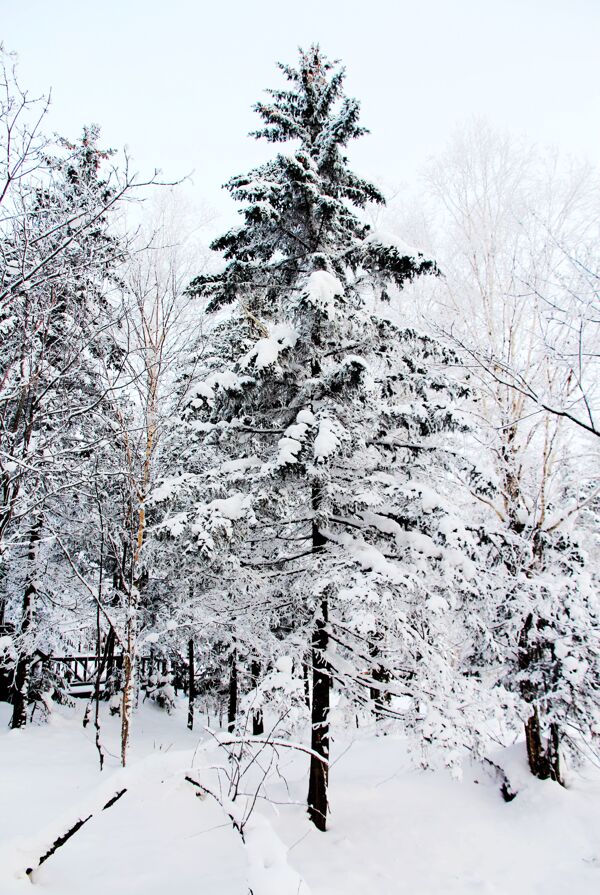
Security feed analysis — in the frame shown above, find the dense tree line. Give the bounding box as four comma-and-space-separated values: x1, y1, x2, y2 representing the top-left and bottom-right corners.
1, 46, 598, 830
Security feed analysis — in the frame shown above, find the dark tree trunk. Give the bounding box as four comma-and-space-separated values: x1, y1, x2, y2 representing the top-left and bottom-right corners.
369, 634, 390, 730
227, 647, 237, 734
519, 613, 562, 785
0, 609, 12, 702
92, 605, 105, 770
11, 520, 41, 729
308, 600, 329, 831
303, 658, 311, 709
0, 663, 10, 703
104, 626, 116, 697
187, 638, 195, 731
524, 710, 562, 784
250, 659, 263, 736
307, 484, 329, 831
10, 584, 33, 728
547, 721, 562, 783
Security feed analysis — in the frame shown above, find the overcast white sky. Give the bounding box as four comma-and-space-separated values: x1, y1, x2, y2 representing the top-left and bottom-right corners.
3, 0, 599, 224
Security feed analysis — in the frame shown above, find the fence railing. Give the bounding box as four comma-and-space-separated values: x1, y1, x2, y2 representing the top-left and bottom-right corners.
46, 654, 177, 696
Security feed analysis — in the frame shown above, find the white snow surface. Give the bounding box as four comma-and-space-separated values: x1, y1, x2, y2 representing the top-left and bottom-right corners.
1, 700, 600, 894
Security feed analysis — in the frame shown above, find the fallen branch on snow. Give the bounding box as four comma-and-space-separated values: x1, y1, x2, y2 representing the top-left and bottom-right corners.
26, 788, 127, 877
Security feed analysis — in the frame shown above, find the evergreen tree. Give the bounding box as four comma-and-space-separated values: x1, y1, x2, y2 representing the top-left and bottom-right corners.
166, 45, 490, 830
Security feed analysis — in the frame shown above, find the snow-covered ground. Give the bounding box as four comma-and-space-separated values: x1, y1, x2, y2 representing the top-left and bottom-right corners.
1, 700, 599, 894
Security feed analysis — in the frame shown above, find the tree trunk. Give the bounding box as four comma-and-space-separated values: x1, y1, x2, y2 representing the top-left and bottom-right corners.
303, 658, 311, 709
519, 613, 562, 785
187, 638, 195, 731
307, 484, 329, 831
10, 582, 34, 729
250, 659, 263, 736
524, 707, 544, 777
92, 606, 105, 770
524, 709, 562, 784
547, 722, 561, 783
104, 626, 116, 697
227, 647, 237, 734
11, 520, 41, 729
369, 634, 391, 731
120, 610, 136, 767
0, 592, 9, 702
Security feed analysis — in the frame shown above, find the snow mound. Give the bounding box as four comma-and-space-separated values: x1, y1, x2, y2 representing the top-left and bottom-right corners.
365, 228, 434, 263
304, 270, 344, 317
313, 417, 340, 460
243, 322, 298, 371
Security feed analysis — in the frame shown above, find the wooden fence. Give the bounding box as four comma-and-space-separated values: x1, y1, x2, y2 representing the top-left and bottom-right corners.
47, 654, 177, 697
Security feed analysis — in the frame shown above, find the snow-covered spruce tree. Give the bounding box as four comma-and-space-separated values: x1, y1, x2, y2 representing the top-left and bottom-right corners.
180, 46, 490, 830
